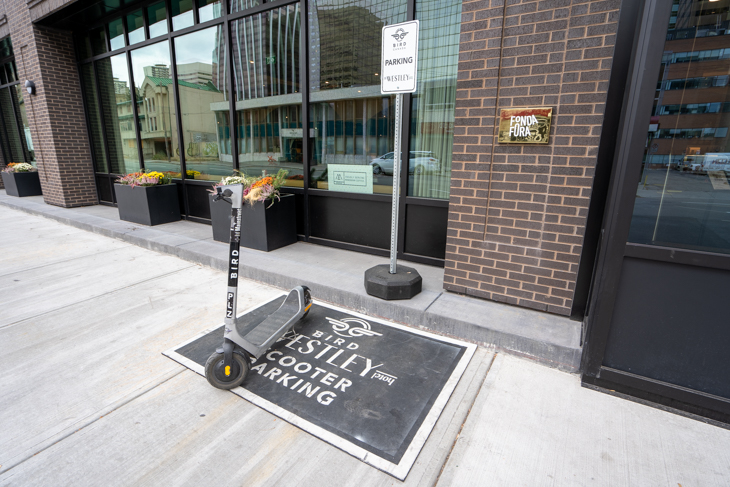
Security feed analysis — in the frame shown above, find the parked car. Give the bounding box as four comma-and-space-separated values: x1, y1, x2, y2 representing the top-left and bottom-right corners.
370, 151, 440, 175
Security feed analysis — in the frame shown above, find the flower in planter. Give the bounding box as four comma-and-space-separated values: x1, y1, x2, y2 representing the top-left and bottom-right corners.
211, 169, 289, 207
3, 162, 36, 173
116, 171, 172, 188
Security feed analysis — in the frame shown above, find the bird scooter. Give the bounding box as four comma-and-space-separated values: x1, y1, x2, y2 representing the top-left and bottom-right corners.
205, 184, 312, 390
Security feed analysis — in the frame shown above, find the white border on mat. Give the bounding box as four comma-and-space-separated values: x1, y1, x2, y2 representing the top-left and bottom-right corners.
163, 296, 476, 480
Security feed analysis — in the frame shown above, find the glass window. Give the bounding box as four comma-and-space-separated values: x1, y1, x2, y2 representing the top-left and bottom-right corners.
80, 63, 108, 172
629, 7, 730, 255
172, 0, 195, 31
96, 54, 140, 174
174, 26, 230, 180
148, 2, 169, 39
232, 5, 302, 185
309, 0, 406, 194
198, 0, 222, 23
229, 0, 262, 14
108, 18, 126, 51
5, 62, 16, 83
127, 10, 146, 46
130, 41, 180, 175
89, 26, 108, 56
0, 38, 12, 59
0, 87, 25, 162
14, 85, 35, 163
408, 0, 461, 200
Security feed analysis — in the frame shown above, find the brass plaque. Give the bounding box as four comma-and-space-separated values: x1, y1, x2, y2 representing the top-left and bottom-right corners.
498, 107, 553, 144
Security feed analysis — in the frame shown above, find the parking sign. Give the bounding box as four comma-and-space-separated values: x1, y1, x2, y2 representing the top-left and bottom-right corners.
381, 20, 419, 94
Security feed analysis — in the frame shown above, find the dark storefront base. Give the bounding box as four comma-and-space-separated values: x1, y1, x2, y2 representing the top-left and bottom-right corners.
95, 173, 448, 266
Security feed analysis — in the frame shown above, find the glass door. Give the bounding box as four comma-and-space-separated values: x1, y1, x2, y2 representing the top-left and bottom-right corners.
582, 0, 730, 425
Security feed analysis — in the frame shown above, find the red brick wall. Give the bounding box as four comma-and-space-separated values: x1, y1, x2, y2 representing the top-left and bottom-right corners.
445, 0, 620, 315
4, 0, 97, 207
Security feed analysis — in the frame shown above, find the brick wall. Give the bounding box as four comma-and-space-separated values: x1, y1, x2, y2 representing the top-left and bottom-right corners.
4, 0, 97, 207
445, 0, 620, 316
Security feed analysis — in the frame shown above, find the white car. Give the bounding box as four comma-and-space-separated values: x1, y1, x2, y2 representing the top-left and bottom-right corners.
370, 151, 440, 175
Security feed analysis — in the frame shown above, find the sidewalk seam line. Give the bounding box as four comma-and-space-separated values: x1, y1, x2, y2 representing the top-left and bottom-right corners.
0, 245, 133, 278
0, 368, 186, 477
0, 265, 197, 331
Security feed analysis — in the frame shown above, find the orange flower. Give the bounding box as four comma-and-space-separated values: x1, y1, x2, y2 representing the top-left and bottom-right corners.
251, 176, 273, 189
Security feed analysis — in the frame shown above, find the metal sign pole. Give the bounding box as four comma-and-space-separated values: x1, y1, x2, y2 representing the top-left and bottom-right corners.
390, 93, 402, 274
364, 19, 422, 300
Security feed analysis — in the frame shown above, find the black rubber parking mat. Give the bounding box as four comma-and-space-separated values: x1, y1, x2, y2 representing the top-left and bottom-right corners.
164, 295, 475, 479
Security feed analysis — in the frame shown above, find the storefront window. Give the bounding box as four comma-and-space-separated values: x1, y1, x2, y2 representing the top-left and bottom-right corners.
14, 85, 35, 163
148, 2, 169, 39
109, 18, 126, 51
308, 0, 406, 194
232, 4, 303, 185
172, 0, 195, 31
96, 54, 140, 173
0, 87, 24, 162
127, 10, 146, 45
230, 0, 262, 14
80, 63, 108, 173
130, 41, 180, 174
408, 0, 460, 200
174, 26, 231, 180
198, 0, 222, 23
629, 4, 730, 255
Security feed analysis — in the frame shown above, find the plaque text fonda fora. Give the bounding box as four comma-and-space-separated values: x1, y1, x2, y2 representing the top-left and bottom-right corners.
498, 107, 553, 144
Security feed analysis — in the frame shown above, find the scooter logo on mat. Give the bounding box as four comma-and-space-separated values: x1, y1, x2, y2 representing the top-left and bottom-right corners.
326, 317, 383, 339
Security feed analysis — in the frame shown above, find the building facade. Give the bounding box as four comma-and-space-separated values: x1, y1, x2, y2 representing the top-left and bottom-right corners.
0, 0, 728, 424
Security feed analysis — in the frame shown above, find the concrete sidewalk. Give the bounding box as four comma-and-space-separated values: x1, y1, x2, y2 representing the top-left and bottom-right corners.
1, 205, 729, 486
0, 190, 581, 372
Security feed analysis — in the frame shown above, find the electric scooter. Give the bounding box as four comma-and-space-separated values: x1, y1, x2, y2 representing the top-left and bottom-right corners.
204, 184, 312, 390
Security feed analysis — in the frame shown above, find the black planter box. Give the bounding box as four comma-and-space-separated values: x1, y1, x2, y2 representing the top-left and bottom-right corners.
114, 183, 181, 226
209, 193, 297, 251
1, 171, 43, 197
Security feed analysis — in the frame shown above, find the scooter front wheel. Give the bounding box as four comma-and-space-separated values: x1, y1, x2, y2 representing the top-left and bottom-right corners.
205, 351, 250, 390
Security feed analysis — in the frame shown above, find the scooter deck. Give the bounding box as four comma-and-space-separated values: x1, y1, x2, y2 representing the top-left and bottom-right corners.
232, 291, 303, 358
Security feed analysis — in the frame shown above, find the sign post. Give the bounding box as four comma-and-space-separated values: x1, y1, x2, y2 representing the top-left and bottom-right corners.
364, 20, 423, 300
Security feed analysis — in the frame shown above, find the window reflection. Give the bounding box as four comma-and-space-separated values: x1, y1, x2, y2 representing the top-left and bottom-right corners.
127, 10, 145, 45
148, 2, 169, 39
230, 0, 262, 14
0, 87, 25, 162
309, 0, 406, 193
198, 0, 222, 23
80, 63, 108, 172
232, 5, 303, 186
629, 0, 730, 254
96, 54, 140, 173
172, 0, 195, 31
408, 0, 460, 200
130, 41, 180, 175
14, 85, 35, 163
109, 18, 125, 50
174, 26, 231, 180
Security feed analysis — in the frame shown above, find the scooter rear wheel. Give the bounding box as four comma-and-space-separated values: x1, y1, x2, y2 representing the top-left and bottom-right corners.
205, 351, 250, 390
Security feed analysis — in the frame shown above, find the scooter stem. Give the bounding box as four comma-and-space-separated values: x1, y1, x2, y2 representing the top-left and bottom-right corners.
223, 184, 244, 331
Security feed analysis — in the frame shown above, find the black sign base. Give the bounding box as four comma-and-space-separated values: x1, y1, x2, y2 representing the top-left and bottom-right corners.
364, 264, 422, 300
164, 296, 474, 479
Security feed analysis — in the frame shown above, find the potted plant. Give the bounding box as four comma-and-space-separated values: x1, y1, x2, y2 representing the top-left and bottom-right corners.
209, 169, 297, 251
1, 163, 43, 197
114, 171, 181, 226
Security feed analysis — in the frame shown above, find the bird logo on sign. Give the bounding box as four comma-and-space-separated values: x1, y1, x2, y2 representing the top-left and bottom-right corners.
391, 28, 408, 41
